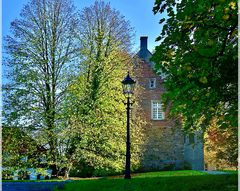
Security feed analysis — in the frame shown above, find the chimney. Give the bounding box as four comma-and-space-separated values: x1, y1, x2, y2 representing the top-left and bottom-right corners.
140, 36, 148, 50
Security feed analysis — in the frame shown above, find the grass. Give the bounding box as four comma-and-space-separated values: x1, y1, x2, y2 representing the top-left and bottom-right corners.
54, 170, 238, 191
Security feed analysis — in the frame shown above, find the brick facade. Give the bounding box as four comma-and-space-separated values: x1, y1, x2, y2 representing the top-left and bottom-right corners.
134, 36, 204, 171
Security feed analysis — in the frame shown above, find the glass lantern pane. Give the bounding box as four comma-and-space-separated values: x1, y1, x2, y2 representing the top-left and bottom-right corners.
122, 84, 134, 97
127, 84, 131, 92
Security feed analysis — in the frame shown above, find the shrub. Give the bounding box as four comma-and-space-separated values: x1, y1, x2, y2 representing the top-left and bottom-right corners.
183, 161, 192, 170
2, 167, 14, 180
69, 163, 95, 178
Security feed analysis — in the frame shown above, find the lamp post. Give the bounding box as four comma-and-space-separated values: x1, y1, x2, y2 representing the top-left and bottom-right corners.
121, 72, 136, 179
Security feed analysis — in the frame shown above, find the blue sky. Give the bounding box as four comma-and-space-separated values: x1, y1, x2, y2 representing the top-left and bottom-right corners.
3, 0, 165, 52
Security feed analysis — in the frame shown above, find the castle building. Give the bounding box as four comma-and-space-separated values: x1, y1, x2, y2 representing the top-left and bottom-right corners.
134, 36, 204, 170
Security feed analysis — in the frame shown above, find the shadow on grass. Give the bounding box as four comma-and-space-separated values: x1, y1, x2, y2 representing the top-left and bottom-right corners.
55, 174, 237, 191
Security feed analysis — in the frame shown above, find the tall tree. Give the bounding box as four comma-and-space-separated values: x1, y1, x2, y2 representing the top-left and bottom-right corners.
3, 0, 80, 173
151, 0, 237, 131
62, 1, 144, 176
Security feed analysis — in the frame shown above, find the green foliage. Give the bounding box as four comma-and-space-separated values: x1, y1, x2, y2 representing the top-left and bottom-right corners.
69, 162, 95, 178
151, 0, 237, 132
3, 0, 80, 173
2, 126, 46, 169
2, 168, 15, 180
55, 1, 144, 177
204, 119, 238, 169
3, 0, 144, 177
54, 170, 237, 191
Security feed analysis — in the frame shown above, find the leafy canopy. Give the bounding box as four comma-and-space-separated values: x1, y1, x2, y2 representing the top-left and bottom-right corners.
53, 0, 144, 176
151, 0, 237, 131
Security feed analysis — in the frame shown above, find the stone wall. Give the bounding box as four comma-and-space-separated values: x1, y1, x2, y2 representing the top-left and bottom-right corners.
133, 36, 204, 171
184, 132, 204, 170
140, 125, 184, 170
134, 59, 185, 170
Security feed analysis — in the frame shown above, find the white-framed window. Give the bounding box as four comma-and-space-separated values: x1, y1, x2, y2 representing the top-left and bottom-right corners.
151, 100, 165, 120
149, 78, 156, 89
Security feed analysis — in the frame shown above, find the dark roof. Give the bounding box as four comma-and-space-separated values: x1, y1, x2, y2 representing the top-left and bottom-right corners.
136, 48, 153, 63
136, 36, 155, 68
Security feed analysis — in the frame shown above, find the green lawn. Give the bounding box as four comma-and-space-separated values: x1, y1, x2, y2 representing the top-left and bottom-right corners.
54, 170, 238, 191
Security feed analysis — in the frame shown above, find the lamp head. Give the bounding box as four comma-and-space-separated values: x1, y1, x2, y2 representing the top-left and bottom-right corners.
121, 72, 136, 98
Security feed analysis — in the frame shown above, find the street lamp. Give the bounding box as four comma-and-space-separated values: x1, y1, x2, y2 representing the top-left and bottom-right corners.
121, 72, 136, 179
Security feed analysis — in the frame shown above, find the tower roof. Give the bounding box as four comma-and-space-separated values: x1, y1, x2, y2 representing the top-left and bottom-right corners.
136, 36, 154, 67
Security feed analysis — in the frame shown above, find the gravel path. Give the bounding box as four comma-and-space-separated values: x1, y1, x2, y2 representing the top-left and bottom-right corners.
2, 181, 66, 191
202, 170, 230, 175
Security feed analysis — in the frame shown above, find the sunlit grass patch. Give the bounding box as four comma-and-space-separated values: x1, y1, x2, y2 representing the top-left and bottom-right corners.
54, 170, 237, 191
